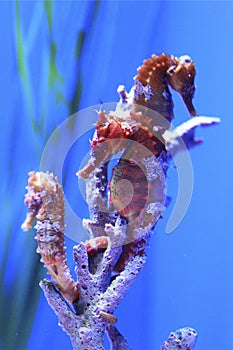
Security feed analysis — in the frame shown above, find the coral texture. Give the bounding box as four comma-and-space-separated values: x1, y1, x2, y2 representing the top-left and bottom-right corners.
160, 327, 197, 350
22, 54, 220, 349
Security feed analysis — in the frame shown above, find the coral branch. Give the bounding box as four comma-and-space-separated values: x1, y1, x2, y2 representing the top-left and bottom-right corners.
163, 116, 220, 155
40, 280, 81, 350
97, 254, 146, 314
38, 221, 142, 349
106, 326, 132, 350
160, 327, 197, 350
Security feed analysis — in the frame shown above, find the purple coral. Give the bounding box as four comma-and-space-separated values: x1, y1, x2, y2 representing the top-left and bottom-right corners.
134, 80, 154, 101
160, 327, 198, 350
40, 223, 145, 350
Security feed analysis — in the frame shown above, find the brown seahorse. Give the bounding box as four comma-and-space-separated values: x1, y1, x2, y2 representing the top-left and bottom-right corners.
78, 54, 198, 271
77, 54, 197, 179
133, 53, 197, 119
109, 54, 197, 224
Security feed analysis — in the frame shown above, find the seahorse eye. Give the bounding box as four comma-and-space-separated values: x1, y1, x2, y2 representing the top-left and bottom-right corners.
179, 55, 192, 64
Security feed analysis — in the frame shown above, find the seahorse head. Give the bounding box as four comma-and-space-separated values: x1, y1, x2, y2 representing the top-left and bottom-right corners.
167, 55, 198, 116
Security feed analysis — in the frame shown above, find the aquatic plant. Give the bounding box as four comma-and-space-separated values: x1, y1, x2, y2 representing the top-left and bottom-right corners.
22, 54, 219, 349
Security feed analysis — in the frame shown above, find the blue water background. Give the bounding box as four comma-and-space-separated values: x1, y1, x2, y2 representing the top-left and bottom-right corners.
1, 1, 232, 349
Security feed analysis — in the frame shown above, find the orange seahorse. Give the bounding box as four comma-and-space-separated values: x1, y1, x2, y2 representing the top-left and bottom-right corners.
109, 54, 197, 225
78, 54, 198, 270
78, 54, 197, 179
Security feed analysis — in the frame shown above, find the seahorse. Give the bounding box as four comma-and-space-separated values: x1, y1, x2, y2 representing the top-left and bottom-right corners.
78, 54, 197, 179
110, 56, 195, 219
133, 53, 197, 118
21, 171, 80, 305
108, 54, 198, 269
78, 54, 198, 271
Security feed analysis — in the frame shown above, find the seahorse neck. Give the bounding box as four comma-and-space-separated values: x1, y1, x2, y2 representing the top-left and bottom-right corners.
133, 54, 177, 122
